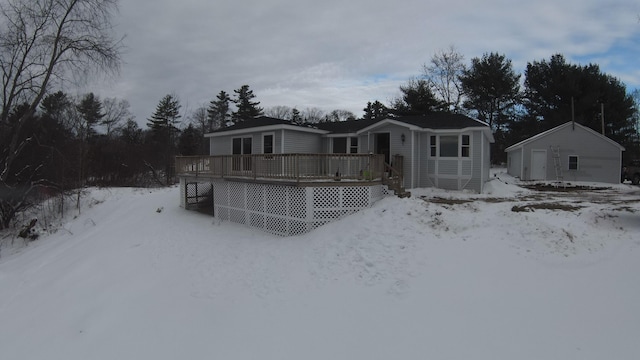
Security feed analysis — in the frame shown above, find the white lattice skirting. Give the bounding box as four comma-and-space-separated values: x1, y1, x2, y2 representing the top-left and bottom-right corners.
179, 178, 389, 236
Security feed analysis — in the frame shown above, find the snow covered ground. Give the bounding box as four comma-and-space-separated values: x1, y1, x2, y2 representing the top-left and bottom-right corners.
1, 169, 639, 359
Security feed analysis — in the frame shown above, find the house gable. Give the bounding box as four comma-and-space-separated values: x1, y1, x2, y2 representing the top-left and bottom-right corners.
505, 122, 624, 152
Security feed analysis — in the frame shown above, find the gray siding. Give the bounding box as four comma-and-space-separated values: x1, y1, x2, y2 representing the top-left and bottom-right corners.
210, 136, 231, 155
283, 130, 322, 153
507, 148, 522, 178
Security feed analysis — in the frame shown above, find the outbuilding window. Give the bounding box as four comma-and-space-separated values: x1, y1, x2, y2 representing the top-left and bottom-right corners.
568, 155, 579, 170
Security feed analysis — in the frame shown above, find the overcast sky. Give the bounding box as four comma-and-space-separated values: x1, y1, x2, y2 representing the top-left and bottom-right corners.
84, 0, 640, 126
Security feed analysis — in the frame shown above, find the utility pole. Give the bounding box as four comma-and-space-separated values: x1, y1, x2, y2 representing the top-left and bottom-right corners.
601, 102, 605, 135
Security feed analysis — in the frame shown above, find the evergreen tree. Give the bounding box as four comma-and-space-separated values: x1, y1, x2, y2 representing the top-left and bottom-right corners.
232, 85, 263, 122
177, 123, 203, 156
76, 92, 104, 138
41, 91, 72, 126
459, 52, 521, 164
147, 94, 182, 139
390, 78, 445, 116
291, 108, 303, 124
460, 52, 521, 131
207, 90, 231, 130
147, 94, 182, 184
363, 101, 389, 120
522, 54, 637, 151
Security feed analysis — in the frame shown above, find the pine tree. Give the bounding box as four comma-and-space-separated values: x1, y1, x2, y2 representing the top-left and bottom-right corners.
148, 94, 181, 138
147, 94, 181, 184
390, 78, 445, 116
291, 108, 303, 124
41, 91, 72, 124
522, 53, 637, 149
232, 85, 263, 122
363, 100, 389, 120
207, 90, 231, 130
76, 92, 104, 138
460, 52, 520, 131
459, 52, 521, 164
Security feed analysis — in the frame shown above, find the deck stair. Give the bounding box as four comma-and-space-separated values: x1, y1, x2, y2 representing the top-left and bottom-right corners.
383, 155, 410, 198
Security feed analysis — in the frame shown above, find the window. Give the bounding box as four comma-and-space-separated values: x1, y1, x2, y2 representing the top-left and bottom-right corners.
333, 138, 347, 153
430, 134, 470, 158
461, 135, 470, 157
263, 134, 274, 154
349, 137, 358, 153
232, 137, 242, 155
243, 137, 252, 155
232, 137, 252, 155
439, 135, 458, 157
430, 136, 436, 157
568, 155, 578, 170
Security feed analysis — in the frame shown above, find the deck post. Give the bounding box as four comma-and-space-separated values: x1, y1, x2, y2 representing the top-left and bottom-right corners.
295, 154, 300, 183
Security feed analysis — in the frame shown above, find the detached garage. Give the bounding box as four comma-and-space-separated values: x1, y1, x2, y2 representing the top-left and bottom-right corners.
505, 122, 624, 184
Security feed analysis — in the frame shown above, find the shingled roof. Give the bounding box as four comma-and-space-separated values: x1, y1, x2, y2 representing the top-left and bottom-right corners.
208, 113, 489, 135
209, 116, 305, 133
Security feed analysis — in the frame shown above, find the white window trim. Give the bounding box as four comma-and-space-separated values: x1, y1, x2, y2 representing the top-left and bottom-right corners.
429, 133, 471, 158
461, 134, 471, 158
262, 132, 275, 154
231, 136, 253, 155
349, 136, 358, 154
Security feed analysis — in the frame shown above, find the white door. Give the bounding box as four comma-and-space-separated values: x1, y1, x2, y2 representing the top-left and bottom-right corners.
530, 150, 546, 180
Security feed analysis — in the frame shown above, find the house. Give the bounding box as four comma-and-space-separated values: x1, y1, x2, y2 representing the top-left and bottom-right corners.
505, 121, 624, 184
176, 113, 494, 236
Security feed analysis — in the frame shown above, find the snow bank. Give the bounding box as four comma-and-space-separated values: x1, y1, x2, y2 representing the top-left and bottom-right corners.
1, 181, 639, 359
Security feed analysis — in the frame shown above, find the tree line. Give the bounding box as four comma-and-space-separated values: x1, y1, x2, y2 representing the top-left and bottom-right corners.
1, 0, 639, 231
195, 47, 640, 167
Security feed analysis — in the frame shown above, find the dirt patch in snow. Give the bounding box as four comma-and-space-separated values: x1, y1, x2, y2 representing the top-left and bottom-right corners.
511, 202, 583, 212
520, 183, 610, 192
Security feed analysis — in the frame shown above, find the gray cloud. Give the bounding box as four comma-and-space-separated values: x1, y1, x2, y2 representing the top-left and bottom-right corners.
86, 0, 640, 125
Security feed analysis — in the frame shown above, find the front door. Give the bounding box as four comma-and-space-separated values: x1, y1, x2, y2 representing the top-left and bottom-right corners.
530, 149, 546, 180
375, 133, 390, 165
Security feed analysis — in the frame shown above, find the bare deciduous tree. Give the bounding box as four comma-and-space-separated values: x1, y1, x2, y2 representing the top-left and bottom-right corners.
303, 107, 325, 123
101, 97, 133, 137
423, 45, 466, 112
265, 105, 292, 120
326, 109, 355, 122
189, 106, 208, 135
0, 0, 123, 228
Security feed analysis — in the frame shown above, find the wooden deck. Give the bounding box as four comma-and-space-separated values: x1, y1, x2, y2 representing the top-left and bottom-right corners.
176, 154, 387, 185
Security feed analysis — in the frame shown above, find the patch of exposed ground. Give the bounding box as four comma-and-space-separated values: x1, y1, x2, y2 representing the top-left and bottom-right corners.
511, 203, 583, 212
520, 183, 610, 192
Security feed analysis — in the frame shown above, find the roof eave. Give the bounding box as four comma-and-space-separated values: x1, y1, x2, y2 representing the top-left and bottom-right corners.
205, 124, 329, 137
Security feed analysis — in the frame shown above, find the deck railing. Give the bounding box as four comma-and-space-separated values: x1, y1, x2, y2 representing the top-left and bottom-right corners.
176, 153, 386, 183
